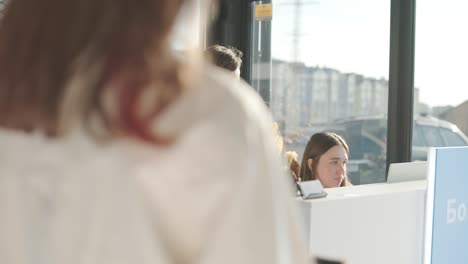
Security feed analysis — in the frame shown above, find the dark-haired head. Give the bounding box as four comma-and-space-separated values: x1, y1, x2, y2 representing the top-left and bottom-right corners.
206, 45, 242, 78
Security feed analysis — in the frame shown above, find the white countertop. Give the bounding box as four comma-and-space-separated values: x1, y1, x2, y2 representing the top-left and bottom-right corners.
296, 181, 427, 264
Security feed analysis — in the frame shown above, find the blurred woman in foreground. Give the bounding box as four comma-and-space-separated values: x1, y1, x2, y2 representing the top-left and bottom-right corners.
0, 0, 308, 263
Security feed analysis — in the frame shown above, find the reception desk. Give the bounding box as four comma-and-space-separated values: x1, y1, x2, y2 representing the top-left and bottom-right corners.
296, 181, 427, 264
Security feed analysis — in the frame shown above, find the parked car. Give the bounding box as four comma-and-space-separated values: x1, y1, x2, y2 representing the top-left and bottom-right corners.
324, 115, 468, 184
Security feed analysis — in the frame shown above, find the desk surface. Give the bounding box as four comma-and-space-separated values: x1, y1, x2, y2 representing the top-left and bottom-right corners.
305, 180, 426, 201
296, 181, 427, 264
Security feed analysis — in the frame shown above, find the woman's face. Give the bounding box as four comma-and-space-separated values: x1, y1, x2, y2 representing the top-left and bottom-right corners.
314, 145, 348, 188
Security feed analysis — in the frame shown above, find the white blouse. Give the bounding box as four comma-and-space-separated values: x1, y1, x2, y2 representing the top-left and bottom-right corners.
0, 66, 309, 264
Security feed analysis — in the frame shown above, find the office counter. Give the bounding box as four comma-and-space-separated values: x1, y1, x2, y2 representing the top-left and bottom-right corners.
297, 181, 427, 264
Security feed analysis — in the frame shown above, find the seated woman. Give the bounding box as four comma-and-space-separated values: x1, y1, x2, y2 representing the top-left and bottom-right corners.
299, 132, 352, 188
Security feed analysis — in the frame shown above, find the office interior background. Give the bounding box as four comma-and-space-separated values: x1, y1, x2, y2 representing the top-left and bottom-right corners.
207, 0, 468, 185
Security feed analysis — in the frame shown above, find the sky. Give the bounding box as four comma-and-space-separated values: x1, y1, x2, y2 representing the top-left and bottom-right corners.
271, 0, 468, 107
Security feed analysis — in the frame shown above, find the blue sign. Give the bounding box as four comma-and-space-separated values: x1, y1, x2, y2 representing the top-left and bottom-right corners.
424, 147, 468, 264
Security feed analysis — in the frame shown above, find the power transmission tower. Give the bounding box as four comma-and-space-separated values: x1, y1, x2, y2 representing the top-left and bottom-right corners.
279, 0, 318, 62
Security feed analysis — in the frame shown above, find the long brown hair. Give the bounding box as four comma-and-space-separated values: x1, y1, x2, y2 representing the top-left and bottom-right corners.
299, 132, 352, 186
0, 0, 186, 143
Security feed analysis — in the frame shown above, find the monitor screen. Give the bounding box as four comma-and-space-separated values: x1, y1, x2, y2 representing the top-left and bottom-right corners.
387, 161, 427, 183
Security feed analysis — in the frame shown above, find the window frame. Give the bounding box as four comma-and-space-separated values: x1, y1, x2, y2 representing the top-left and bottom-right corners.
212, 0, 418, 181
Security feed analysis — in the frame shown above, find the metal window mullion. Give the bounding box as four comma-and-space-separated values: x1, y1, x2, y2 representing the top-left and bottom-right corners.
386, 0, 416, 179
